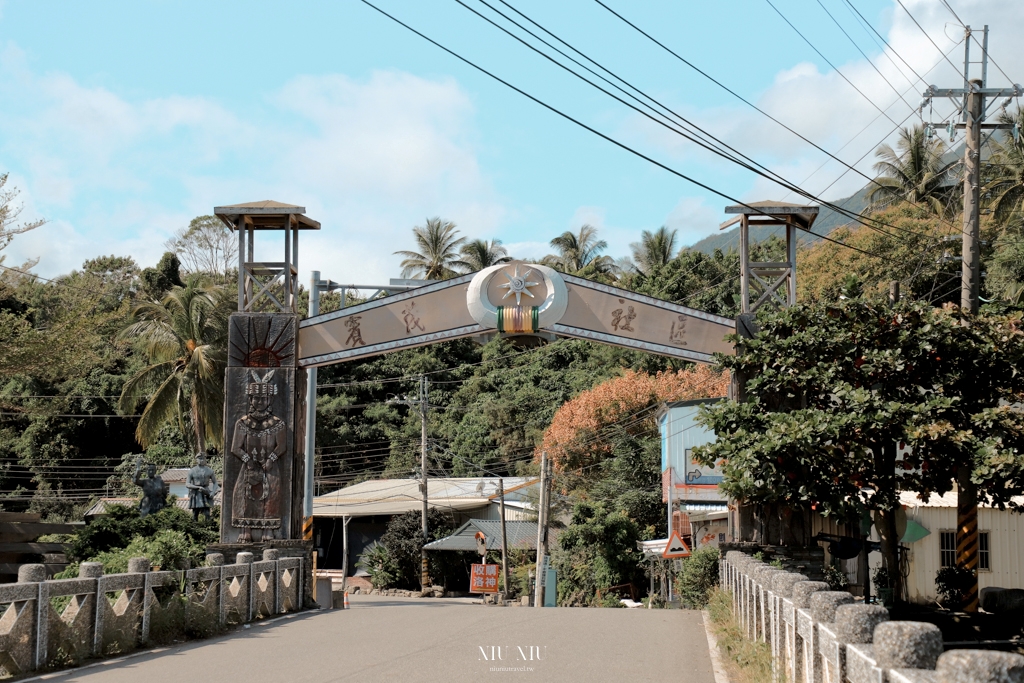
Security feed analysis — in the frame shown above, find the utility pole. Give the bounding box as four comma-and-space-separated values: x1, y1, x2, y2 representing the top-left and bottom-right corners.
498, 479, 510, 601
533, 452, 550, 608
921, 25, 1022, 613
419, 374, 430, 594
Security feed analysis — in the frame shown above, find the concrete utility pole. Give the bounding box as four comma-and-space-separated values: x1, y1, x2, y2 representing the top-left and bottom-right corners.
303, 272, 322, 544
921, 25, 1022, 613
419, 375, 430, 593
498, 479, 510, 600
533, 452, 550, 608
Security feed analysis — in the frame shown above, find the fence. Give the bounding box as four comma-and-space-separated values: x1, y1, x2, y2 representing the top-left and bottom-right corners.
0, 549, 304, 678
720, 550, 1024, 683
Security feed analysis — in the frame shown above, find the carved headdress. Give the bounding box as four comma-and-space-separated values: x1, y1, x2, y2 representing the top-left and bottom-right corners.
246, 369, 278, 396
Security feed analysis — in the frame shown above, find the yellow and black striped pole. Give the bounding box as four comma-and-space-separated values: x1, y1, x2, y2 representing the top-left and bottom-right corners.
956, 472, 979, 612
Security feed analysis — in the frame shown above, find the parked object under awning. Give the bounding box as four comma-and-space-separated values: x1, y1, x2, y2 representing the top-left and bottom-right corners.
424, 519, 539, 551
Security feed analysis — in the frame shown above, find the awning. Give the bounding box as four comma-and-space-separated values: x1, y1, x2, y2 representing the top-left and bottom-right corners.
424, 519, 539, 552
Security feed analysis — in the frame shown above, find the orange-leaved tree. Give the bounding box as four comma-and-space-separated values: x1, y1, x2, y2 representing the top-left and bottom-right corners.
539, 365, 729, 474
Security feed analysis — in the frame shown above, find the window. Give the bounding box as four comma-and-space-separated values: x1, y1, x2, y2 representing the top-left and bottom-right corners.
940, 530, 990, 571
940, 531, 956, 568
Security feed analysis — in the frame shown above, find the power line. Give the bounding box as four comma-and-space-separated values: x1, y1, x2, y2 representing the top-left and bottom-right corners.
813, 0, 916, 112
893, 0, 964, 76
472, 0, 903, 247
841, 0, 926, 86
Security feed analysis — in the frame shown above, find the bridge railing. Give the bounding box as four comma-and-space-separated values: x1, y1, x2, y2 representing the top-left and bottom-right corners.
0, 549, 303, 677
719, 550, 1024, 683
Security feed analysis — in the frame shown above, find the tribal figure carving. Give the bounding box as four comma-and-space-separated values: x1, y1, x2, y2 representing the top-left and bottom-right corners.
230, 369, 286, 542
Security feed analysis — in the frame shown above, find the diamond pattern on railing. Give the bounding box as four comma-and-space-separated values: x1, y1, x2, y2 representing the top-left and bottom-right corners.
227, 577, 241, 598
257, 573, 269, 593
0, 600, 34, 675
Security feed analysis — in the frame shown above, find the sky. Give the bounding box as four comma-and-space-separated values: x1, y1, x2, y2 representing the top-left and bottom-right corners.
2, 0, 1023, 285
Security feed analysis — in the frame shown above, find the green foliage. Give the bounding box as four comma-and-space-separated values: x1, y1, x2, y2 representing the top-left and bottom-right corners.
60, 529, 205, 576
358, 542, 399, 590
551, 501, 645, 606
141, 252, 185, 300
695, 297, 1024, 598
674, 546, 720, 609
65, 504, 218, 563
707, 588, 773, 683
935, 566, 976, 608
822, 564, 849, 591
378, 509, 468, 590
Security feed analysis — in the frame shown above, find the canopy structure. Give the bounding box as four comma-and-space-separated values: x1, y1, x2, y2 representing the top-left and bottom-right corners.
425, 519, 539, 552
312, 477, 536, 519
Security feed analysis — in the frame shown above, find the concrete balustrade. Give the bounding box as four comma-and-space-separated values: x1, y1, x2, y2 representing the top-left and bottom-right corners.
0, 551, 304, 677
719, 552, 1024, 683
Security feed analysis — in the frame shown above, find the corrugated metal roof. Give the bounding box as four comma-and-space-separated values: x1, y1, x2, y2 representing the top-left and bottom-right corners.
313, 477, 537, 519
900, 491, 1024, 508
159, 468, 190, 483
424, 519, 538, 551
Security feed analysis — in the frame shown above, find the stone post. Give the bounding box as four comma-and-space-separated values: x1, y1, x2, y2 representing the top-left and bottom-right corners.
263, 549, 281, 614
810, 592, 854, 683
772, 573, 807, 682
236, 552, 254, 621
835, 604, 889, 683
128, 557, 152, 643
82, 562, 106, 656
18, 564, 45, 671
792, 581, 828, 683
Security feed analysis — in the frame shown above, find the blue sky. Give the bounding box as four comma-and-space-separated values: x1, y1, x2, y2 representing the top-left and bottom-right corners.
2, 0, 1022, 283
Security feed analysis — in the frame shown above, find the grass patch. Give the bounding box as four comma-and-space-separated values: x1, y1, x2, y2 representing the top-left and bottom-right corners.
707, 587, 773, 683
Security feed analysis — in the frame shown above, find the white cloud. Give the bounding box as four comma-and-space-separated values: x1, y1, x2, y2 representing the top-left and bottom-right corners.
0, 57, 504, 284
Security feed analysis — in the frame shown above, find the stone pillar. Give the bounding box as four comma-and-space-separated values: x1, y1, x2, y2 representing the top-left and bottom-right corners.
835, 604, 889, 683
935, 650, 1024, 683
221, 313, 307, 544
810, 591, 853, 683
792, 581, 828, 683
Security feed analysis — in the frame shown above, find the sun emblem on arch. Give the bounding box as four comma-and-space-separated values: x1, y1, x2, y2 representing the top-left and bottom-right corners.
497, 264, 541, 306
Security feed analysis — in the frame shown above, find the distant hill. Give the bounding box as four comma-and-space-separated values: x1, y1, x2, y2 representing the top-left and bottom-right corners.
686, 131, 980, 254
687, 187, 871, 254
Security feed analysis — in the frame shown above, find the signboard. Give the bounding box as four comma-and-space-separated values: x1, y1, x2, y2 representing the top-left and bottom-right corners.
470, 563, 500, 593
662, 531, 691, 559
660, 399, 725, 490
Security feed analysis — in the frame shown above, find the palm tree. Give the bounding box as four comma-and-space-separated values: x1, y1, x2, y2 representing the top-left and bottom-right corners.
118, 278, 227, 451
984, 107, 1024, 229
543, 224, 613, 274
460, 239, 511, 272
630, 226, 678, 274
868, 124, 960, 218
394, 217, 468, 280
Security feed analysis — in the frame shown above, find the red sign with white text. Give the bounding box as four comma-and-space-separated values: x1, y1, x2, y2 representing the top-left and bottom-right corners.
470, 563, 500, 593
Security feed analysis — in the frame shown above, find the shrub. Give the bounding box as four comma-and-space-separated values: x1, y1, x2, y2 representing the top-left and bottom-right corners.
56, 529, 206, 577
359, 542, 399, 589
66, 504, 218, 563
822, 564, 849, 591
935, 566, 975, 608
377, 510, 470, 590
675, 546, 720, 609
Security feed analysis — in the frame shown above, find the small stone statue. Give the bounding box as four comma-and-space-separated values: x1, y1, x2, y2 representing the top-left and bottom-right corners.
186, 450, 219, 521
133, 458, 168, 517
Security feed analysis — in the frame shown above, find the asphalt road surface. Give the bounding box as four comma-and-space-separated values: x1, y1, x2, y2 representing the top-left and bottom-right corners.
32, 595, 718, 683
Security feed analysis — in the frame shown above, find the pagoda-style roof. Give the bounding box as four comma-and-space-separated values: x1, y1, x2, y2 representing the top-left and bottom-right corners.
215, 200, 321, 230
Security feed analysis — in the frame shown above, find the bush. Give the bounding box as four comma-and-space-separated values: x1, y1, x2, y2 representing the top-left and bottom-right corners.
675, 546, 720, 609
378, 510, 470, 590
56, 529, 206, 578
935, 566, 975, 608
822, 564, 849, 591
66, 504, 218, 563
359, 542, 399, 589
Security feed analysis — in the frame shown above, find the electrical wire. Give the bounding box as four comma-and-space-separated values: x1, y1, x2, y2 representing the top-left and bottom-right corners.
360, 0, 886, 262
469, 0, 904, 247
762, 0, 899, 126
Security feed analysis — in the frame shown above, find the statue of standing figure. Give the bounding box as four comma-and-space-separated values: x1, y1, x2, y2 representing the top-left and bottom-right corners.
230, 369, 286, 542
134, 458, 168, 517
186, 450, 219, 521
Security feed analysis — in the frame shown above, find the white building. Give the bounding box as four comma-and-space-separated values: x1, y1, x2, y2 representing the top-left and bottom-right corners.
877, 491, 1024, 604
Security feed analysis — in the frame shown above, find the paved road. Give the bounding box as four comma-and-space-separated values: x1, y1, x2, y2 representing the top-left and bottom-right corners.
35, 595, 717, 683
